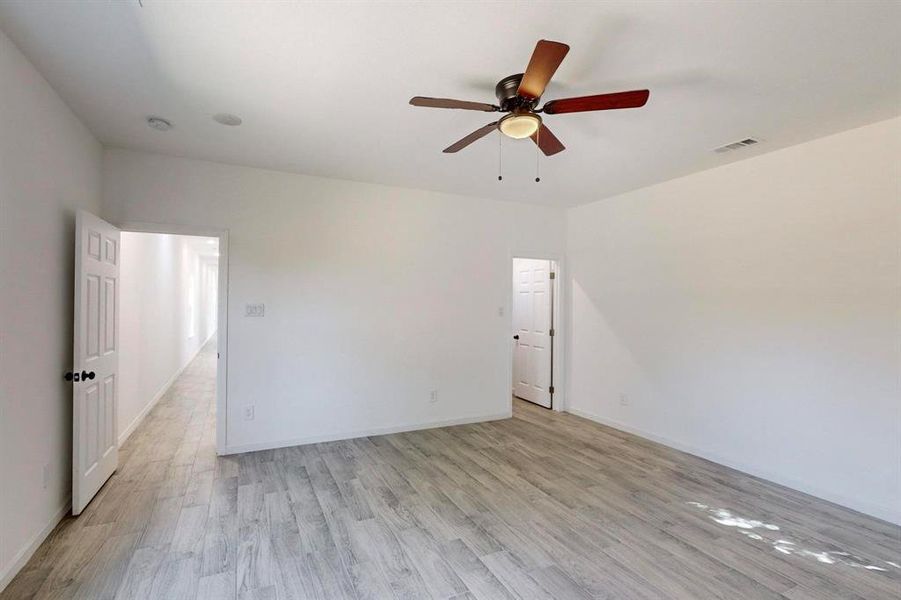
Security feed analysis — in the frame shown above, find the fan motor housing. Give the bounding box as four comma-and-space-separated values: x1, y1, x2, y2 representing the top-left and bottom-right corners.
495, 74, 539, 111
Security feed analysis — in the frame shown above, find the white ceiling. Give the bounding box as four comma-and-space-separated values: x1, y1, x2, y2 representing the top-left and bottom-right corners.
2, 1, 899, 207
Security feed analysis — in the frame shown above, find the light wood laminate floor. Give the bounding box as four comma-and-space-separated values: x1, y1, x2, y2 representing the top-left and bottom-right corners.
3, 340, 899, 599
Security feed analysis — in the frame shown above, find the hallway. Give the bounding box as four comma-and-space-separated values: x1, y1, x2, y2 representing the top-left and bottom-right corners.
2, 339, 218, 599
3, 339, 900, 599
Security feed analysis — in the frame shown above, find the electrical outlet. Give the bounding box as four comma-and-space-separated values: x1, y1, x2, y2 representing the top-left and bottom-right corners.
619, 393, 629, 406
243, 405, 255, 420
497, 306, 505, 317
245, 303, 265, 317
429, 390, 439, 403
42, 463, 50, 489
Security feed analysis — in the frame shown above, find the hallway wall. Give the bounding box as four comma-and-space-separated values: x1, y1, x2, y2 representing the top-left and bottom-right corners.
118, 232, 218, 443
0, 29, 103, 590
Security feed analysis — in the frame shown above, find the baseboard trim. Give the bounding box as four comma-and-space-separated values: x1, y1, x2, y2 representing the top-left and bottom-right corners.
0, 497, 70, 594
566, 407, 901, 526
221, 410, 512, 455
118, 332, 214, 446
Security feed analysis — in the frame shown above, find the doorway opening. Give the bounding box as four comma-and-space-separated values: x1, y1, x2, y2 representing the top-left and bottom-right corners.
71, 212, 229, 515
117, 231, 221, 456
511, 257, 558, 410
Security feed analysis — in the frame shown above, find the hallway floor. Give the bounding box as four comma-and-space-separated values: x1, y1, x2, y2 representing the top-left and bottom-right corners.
2, 341, 899, 599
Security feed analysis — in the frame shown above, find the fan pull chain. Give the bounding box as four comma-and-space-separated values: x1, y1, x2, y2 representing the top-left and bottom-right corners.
535, 127, 541, 183
497, 132, 503, 181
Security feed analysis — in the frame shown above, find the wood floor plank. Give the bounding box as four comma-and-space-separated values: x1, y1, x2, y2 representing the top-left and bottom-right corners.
70, 532, 139, 600
3, 339, 899, 600
527, 565, 592, 600
137, 495, 182, 550
33, 523, 113, 596
441, 538, 516, 600
480, 550, 554, 600
111, 547, 166, 600
169, 504, 208, 555
200, 512, 237, 577
146, 555, 200, 600
235, 522, 274, 596
346, 559, 396, 600
397, 527, 469, 598
361, 517, 432, 599
196, 571, 235, 600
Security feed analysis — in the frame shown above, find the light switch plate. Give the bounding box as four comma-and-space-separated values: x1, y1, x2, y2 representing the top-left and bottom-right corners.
245, 303, 265, 317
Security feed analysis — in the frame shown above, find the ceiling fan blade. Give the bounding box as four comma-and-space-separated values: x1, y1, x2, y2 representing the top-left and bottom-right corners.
443, 122, 498, 153
410, 96, 499, 112
530, 123, 565, 156
517, 40, 570, 100
542, 89, 649, 114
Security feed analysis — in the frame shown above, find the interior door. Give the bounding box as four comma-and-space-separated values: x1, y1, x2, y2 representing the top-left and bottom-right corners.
512, 258, 554, 408
72, 210, 120, 515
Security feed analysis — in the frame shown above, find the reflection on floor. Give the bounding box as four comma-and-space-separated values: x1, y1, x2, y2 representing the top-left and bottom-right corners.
686, 502, 899, 572
3, 342, 900, 599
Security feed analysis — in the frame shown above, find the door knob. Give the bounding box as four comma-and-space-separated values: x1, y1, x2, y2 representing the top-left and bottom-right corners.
513, 335, 520, 340
64, 371, 95, 382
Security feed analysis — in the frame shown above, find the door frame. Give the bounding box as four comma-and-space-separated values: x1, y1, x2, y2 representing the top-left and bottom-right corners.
509, 253, 565, 412
117, 221, 230, 454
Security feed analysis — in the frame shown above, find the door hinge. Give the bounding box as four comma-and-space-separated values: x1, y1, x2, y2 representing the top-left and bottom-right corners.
549, 272, 556, 279
549, 385, 555, 394
549, 328, 555, 336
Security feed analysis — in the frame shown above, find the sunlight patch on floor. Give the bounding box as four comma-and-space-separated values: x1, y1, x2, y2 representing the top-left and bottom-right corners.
686, 502, 897, 573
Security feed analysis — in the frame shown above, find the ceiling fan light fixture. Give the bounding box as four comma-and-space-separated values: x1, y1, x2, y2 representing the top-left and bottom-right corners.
498, 113, 541, 139
411, 39, 648, 157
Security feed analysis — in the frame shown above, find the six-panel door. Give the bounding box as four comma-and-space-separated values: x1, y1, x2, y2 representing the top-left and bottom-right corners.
73, 211, 120, 515
512, 258, 553, 408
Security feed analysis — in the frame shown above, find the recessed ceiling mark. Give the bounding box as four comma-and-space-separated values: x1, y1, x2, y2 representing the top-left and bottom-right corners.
146, 116, 172, 132
213, 113, 243, 126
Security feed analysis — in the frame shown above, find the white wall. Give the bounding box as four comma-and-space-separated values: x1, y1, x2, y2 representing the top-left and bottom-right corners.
565, 117, 901, 524
119, 232, 218, 443
0, 29, 103, 589
103, 148, 566, 452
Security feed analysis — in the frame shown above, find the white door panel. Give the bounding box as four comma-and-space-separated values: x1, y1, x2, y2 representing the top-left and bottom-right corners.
512, 258, 554, 408
73, 210, 119, 515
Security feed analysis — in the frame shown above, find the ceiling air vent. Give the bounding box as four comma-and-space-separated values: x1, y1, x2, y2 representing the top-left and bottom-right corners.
714, 138, 760, 153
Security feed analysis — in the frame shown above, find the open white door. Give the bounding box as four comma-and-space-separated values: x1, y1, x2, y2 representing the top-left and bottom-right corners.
512, 258, 554, 408
72, 210, 119, 515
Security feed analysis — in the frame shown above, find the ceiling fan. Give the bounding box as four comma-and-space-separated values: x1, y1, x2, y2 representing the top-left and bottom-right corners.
410, 39, 649, 156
